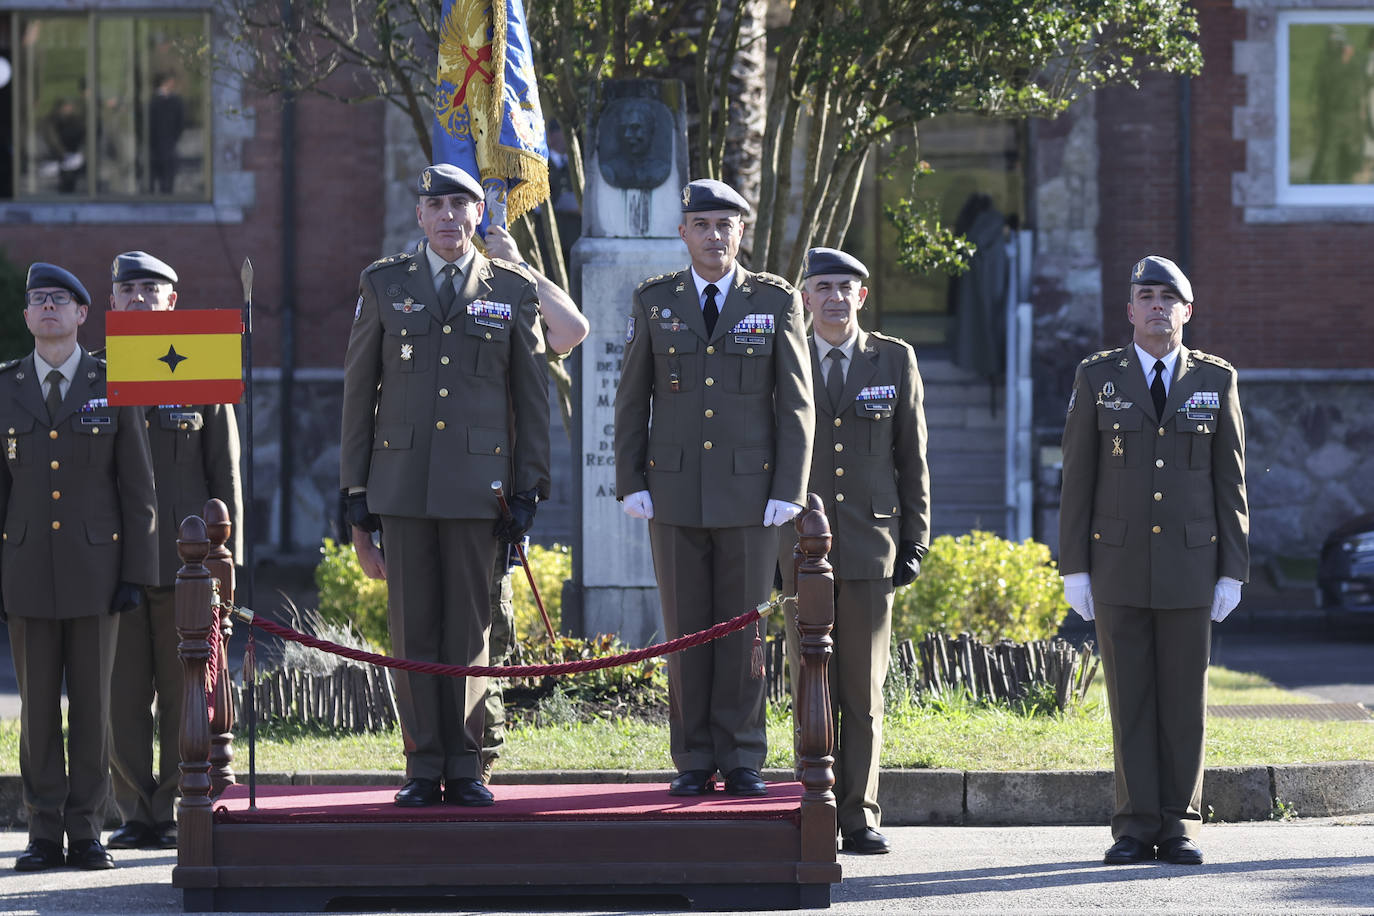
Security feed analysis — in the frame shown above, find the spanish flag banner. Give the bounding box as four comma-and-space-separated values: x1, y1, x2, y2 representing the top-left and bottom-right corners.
105, 309, 244, 405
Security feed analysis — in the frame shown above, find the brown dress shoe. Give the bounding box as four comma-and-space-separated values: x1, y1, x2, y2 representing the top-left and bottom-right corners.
15, 839, 64, 872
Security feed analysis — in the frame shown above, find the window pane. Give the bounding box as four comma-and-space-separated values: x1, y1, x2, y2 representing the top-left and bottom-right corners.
138, 17, 206, 198
17, 15, 90, 196
1288, 23, 1374, 186
96, 17, 137, 196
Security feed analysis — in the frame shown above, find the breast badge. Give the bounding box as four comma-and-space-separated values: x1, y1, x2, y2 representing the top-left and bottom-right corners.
1096, 380, 1133, 411
400, 343, 414, 361
1112, 436, 1124, 457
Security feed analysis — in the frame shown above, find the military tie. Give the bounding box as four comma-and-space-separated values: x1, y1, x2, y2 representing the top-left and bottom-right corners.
703, 283, 719, 336
825, 347, 845, 410
44, 369, 64, 423
438, 263, 459, 317
1151, 359, 1167, 418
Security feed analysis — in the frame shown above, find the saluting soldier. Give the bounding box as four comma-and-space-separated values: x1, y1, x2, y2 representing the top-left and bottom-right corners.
101, 251, 243, 850
1059, 255, 1248, 867
615, 179, 814, 797
778, 248, 929, 854
340, 164, 550, 808
2, 263, 158, 871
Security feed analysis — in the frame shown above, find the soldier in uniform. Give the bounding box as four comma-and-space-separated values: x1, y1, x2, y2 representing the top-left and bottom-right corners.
340, 163, 550, 808
778, 248, 929, 854
1059, 255, 1248, 866
101, 251, 243, 850
614, 179, 814, 797
2, 263, 158, 871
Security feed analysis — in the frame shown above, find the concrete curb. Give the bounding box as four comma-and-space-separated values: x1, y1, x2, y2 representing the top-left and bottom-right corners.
4, 762, 1371, 829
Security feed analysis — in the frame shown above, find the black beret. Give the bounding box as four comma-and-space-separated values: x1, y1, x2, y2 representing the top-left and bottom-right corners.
803, 247, 869, 280
417, 163, 483, 199
1130, 255, 1192, 303
111, 250, 178, 285
26, 262, 90, 306
680, 179, 751, 216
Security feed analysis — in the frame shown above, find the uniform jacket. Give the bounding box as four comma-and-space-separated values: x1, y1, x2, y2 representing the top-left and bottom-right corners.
340, 243, 551, 517
0, 350, 158, 617
614, 266, 814, 528
804, 329, 930, 580
144, 404, 243, 585
1059, 345, 1248, 609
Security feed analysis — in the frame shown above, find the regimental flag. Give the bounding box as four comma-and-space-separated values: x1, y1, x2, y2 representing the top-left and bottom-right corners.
105, 310, 244, 405
433, 0, 549, 231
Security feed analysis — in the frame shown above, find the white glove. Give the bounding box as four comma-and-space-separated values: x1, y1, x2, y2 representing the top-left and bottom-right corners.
1211, 576, 1243, 622
622, 490, 654, 519
1062, 573, 1095, 622
763, 499, 803, 527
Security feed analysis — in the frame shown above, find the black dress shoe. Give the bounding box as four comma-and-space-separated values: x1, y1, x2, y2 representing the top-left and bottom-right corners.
1103, 835, 1154, 865
154, 820, 178, 848
723, 767, 767, 797
394, 777, 443, 807
842, 827, 890, 854
67, 838, 115, 870
1156, 836, 1204, 865
106, 821, 155, 850
668, 770, 716, 796
14, 839, 64, 872
446, 777, 495, 807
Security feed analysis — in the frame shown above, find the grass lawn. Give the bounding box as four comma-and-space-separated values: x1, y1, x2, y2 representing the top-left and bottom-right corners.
1, 667, 1368, 774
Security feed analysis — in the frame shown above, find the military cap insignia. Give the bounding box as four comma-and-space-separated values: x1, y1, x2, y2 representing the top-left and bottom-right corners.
1133, 260, 1145, 280
681, 186, 691, 207
421, 168, 433, 192
110, 257, 119, 280
625, 315, 636, 342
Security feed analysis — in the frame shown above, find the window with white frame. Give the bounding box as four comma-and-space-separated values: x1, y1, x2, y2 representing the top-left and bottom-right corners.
1, 9, 210, 201
1276, 10, 1374, 206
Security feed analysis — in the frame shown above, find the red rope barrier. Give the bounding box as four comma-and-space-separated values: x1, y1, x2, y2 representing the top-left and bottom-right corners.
229, 599, 783, 679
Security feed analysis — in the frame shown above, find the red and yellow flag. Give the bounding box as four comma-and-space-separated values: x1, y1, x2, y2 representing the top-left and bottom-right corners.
105, 309, 243, 405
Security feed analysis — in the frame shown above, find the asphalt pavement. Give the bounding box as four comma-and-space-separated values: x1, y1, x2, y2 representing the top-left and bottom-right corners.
3, 817, 1373, 915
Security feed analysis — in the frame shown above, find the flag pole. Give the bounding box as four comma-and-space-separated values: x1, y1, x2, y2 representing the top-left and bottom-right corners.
240, 257, 257, 807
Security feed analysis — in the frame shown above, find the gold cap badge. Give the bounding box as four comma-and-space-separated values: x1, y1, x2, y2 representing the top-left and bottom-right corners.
421, 168, 432, 192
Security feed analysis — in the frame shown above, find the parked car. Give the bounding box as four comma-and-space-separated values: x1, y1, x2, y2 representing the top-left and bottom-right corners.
1316, 512, 1374, 620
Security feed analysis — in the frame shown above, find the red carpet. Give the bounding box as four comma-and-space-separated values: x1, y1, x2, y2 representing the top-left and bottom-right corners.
213, 782, 804, 825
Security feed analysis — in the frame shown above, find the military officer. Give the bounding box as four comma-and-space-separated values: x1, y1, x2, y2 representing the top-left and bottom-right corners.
614, 179, 814, 797
101, 251, 243, 850
778, 247, 929, 854
1059, 255, 1248, 867
477, 225, 588, 784
340, 163, 551, 808
3, 263, 158, 871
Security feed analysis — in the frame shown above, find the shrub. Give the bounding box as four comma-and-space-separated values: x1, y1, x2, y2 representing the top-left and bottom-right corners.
315, 538, 391, 650
510, 543, 571, 641
892, 530, 1067, 643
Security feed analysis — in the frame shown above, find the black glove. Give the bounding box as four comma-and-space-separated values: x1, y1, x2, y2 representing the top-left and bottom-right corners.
494, 489, 538, 544
342, 490, 381, 533
892, 540, 926, 588
109, 582, 144, 616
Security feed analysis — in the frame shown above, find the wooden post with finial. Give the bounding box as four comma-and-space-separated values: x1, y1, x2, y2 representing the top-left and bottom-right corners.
203, 498, 237, 796
793, 492, 837, 865
175, 514, 214, 869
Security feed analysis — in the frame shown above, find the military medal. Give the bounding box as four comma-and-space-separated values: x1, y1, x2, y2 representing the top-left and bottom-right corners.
1112, 436, 1124, 457
671, 318, 681, 332
669, 370, 681, 393
6, 437, 15, 461
400, 343, 413, 361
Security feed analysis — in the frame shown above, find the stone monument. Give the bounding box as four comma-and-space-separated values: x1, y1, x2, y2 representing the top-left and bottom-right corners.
567, 80, 689, 645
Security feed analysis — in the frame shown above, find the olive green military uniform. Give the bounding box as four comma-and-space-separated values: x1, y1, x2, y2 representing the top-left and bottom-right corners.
481, 549, 516, 780
614, 267, 814, 775
110, 402, 241, 830
1, 350, 158, 848
340, 243, 550, 784
1059, 345, 1248, 843
779, 329, 930, 834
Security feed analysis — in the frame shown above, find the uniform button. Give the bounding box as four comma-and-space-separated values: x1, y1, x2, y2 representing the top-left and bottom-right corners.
484, 332, 492, 340
1152, 525, 1162, 534
494, 446, 501, 454
51, 490, 60, 500
51, 520, 60, 531
1158, 427, 1165, 436
1093, 532, 1101, 540
92, 428, 100, 435
1153, 492, 1162, 501
1113, 422, 1120, 430
706, 345, 715, 355
833, 418, 842, 428
704, 441, 713, 450
441, 356, 450, 365
145, 419, 150, 428
668, 346, 676, 355
436, 421, 446, 430
50, 460, 59, 470
835, 468, 844, 477
1196, 424, 1204, 431
443, 324, 453, 334
835, 493, 845, 502
763, 462, 770, 470
834, 443, 843, 453
49, 430, 58, 440
704, 409, 714, 419
746, 347, 754, 355
1155, 458, 1165, 468
439, 388, 449, 397
112, 533, 119, 542
383, 440, 390, 448
649, 459, 656, 468
179, 422, 188, 430
705, 377, 715, 387
1210, 535, 1217, 543
400, 328, 408, 336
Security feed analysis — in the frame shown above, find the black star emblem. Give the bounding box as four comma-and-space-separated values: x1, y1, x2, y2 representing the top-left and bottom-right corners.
158, 345, 187, 374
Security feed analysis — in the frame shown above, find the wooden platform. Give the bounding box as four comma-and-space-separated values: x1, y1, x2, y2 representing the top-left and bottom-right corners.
170, 497, 843, 911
